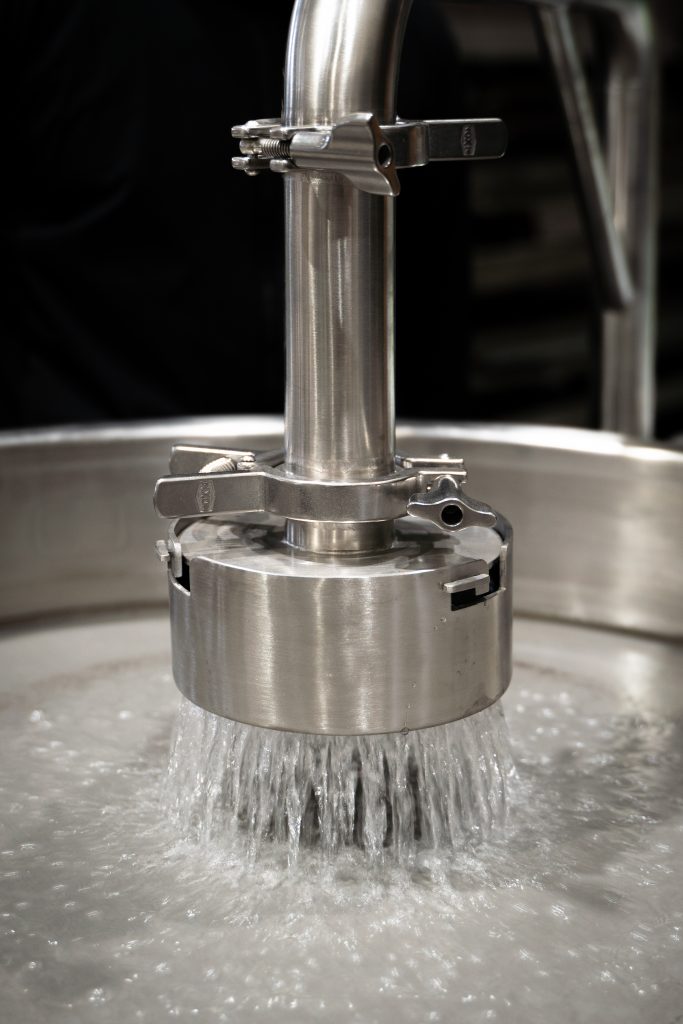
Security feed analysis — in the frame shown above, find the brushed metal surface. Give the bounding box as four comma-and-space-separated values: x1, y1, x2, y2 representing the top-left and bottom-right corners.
169, 517, 512, 734
283, 0, 411, 127
1, 420, 681, 640
284, 174, 395, 485
282, 0, 413, 551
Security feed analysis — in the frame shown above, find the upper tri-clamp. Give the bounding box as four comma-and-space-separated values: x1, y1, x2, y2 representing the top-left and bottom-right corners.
232, 113, 507, 196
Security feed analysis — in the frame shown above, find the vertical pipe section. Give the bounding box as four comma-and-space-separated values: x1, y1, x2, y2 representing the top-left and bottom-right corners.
284, 177, 395, 483
535, 4, 634, 311
536, 1, 657, 437
600, 2, 658, 438
282, 0, 413, 551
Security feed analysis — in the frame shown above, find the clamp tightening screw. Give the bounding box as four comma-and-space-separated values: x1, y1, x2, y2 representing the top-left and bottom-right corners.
240, 137, 291, 160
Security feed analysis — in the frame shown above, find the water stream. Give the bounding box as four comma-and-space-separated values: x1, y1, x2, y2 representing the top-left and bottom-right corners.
164, 702, 515, 864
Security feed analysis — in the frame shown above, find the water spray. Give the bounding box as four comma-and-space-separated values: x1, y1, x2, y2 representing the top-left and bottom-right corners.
154, 0, 513, 855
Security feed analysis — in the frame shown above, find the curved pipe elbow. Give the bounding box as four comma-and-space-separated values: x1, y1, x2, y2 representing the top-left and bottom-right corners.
283, 0, 414, 126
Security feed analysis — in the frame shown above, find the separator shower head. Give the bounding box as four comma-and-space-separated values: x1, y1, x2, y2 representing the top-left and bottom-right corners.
154, 0, 513, 737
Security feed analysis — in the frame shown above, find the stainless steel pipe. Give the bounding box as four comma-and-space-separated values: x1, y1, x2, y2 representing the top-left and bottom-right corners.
529, 0, 658, 436
283, 0, 412, 551
600, 0, 658, 437
535, 4, 635, 312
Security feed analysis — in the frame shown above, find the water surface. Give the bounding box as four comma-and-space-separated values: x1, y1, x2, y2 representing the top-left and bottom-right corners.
1, 613, 682, 1023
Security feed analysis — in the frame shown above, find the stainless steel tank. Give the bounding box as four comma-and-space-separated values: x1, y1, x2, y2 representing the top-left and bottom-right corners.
1, 0, 680, 1019
1, 420, 682, 1022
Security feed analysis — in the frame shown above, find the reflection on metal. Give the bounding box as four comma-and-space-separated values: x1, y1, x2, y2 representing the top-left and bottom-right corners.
168, 516, 512, 735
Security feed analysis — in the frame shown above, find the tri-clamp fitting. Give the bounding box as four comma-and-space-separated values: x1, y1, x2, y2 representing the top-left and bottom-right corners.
232, 113, 507, 196
155, 445, 497, 536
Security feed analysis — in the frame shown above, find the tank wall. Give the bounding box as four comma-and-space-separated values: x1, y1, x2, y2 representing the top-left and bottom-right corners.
1, 418, 681, 639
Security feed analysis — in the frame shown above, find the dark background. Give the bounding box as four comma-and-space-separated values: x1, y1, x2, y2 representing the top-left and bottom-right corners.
2, 0, 681, 437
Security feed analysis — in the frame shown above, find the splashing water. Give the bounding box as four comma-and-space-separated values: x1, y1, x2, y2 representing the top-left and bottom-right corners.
163, 699, 516, 863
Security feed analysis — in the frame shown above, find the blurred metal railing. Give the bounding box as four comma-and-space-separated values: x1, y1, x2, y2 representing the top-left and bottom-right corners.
457, 0, 658, 437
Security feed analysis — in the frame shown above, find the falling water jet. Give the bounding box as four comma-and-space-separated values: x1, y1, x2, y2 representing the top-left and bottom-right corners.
164, 699, 516, 866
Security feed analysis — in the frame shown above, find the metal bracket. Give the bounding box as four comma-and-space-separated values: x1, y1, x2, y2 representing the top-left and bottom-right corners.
154, 446, 497, 534
232, 114, 507, 196
442, 568, 491, 598
155, 522, 184, 578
